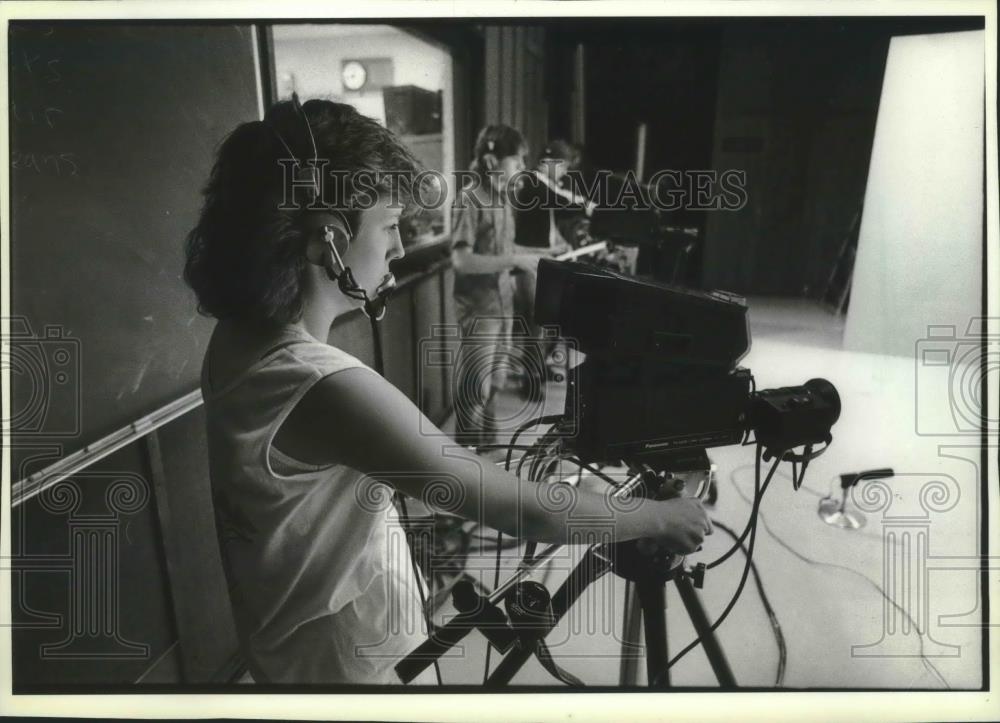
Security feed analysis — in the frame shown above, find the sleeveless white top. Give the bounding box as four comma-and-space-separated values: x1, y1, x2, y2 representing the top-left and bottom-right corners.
200, 325, 430, 684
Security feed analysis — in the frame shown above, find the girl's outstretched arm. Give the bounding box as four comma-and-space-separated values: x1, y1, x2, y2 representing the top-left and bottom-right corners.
274, 367, 711, 551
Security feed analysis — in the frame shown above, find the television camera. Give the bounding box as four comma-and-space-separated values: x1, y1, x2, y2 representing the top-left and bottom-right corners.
397, 258, 841, 688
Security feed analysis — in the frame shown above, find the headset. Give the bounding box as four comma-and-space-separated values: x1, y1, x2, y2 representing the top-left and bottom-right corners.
271, 97, 435, 682
269, 93, 394, 321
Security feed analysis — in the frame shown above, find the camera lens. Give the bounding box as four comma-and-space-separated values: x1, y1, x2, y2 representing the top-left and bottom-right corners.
805, 378, 841, 424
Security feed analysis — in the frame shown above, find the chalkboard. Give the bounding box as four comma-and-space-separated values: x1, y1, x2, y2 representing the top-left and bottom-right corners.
10, 23, 260, 470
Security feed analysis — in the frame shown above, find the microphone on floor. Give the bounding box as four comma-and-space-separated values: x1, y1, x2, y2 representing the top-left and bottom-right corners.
818, 467, 894, 530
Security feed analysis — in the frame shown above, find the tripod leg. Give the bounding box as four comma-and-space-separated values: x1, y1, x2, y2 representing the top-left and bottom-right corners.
674, 575, 737, 687
618, 581, 643, 686
635, 578, 669, 688
487, 547, 610, 687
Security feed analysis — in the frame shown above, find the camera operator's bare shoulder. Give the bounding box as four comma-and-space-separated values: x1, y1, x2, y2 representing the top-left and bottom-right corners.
274, 365, 427, 471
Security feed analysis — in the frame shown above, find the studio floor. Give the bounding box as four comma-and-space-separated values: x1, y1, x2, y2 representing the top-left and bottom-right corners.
434, 296, 985, 689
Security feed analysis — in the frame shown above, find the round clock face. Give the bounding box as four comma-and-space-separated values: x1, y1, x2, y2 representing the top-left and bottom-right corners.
342, 61, 367, 91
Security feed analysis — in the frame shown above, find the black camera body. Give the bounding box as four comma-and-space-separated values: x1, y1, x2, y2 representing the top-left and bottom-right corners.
535, 258, 840, 464
565, 357, 752, 464
535, 258, 750, 368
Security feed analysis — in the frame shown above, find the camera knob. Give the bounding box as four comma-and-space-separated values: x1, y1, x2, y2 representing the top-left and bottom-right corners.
506, 581, 555, 629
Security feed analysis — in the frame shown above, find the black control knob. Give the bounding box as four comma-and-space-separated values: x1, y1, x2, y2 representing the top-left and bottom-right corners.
506, 581, 555, 631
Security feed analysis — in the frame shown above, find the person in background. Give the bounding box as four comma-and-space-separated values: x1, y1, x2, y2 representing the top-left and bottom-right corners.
514, 139, 594, 254
511, 139, 596, 392
552, 141, 596, 248
450, 124, 549, 446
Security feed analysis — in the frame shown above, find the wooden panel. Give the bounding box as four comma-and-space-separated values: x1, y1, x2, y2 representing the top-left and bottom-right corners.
482, 25, 547, 156
512, 27, 523, 132
149, 408, 239, 682
441, 267, 458, 414
500, 28, 515, 125
703, 115, 771, 291
522, 27, 547, 160
411, 272, 446, 423
380, 287, 417, 403
484, 27, 501, 122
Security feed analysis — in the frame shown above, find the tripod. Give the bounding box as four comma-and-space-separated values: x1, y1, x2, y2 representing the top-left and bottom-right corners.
396, 455, 739, 688
481, 543, 735, 687
617, 560, 735, 687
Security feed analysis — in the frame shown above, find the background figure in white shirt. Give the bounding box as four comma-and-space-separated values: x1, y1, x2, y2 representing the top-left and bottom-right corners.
512, 140, 595, 393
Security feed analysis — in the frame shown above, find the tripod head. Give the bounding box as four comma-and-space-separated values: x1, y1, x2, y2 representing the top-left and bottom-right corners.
604, 452, 715, 585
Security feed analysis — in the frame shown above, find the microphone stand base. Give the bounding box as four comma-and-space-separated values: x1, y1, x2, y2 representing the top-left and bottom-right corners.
818, 497, 866, 529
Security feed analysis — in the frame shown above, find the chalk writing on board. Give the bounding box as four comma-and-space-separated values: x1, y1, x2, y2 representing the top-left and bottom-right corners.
20, 51, 62, 84
11, 151, 79, 177
12, 29, 70, 177
11, 103, 64, 129
46, 59, 61, 83
10, 24, 55, 37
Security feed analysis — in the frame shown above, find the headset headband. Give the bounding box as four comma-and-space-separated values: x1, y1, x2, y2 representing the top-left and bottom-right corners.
267, 92, 323, 204
266, 96, 389, 321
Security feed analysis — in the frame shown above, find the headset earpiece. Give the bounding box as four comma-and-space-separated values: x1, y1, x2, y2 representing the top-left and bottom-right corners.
324, 223, 350, 259
319, 222, 351, 280
270, 100, 374, 309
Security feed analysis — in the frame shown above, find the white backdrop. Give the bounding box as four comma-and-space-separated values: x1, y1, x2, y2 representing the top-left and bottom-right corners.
845, 30, 984, 358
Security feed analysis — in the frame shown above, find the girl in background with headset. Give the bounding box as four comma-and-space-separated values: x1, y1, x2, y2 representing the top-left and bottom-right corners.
449, 125, 555, 445
184, 99, 711, 685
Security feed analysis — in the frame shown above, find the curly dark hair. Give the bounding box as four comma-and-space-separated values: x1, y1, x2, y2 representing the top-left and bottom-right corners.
184, 98, 421, 325
470, 124, 526, 185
